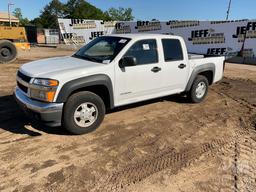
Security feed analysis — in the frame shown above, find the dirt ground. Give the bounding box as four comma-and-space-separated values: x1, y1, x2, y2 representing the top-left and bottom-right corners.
0, 47, 256, 192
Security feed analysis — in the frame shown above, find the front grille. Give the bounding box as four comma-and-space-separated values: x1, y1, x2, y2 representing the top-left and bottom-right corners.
17, 71, 31, 94
17, 81, 28, 93
17, 71, 31, 83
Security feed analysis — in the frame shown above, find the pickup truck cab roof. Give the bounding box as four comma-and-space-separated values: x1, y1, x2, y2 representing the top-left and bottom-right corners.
107, 33, 181, 40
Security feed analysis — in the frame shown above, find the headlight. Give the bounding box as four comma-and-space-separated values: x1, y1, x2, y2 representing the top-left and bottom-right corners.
30, 78, 59, 102
33, 78, 59, 87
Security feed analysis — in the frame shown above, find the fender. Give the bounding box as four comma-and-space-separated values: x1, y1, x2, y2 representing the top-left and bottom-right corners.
185, 63, 215, 92
56, 74, 114, 108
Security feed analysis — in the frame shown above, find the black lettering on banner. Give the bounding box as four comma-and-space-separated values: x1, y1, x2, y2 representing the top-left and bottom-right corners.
233, 22, 256, 38
101, 21, 116, 27
62, 33, 74, 39
207, 48, 227, 55
89, 31, 104, 40
166, 20, 200, 28
241, 49, 255, 58
115, 22, 131, 33
62, 33, 85, 44
69, 19, 96, 29
70, 19, 82, 26
188, 29, 209, 41
188, 28, 225, 44
210, 19, 248, 25
135, 21, 150, 28
115, 22, 123, 30
166, 20, 173, 25
135, 20, 161, 32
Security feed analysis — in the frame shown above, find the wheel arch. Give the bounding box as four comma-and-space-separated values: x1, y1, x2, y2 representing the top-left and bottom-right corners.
56, 74, 114, 109
185, 63, 215, 92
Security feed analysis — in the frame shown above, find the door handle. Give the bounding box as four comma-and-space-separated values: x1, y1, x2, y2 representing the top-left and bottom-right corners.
151, 67, 161, 73
178, 63, 186, 69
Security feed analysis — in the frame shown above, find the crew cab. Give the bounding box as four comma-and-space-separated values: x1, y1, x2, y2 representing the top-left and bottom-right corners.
14, 34, 225, 134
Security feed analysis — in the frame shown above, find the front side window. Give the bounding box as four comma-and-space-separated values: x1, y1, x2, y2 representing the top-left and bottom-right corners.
74, 36, 131, 63
162, 39, 184, 61
124, 39, 158, 65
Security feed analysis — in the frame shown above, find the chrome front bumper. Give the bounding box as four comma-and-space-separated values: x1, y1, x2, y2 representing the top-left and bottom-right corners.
14, 87, 63, 113
14, 87, 63, 127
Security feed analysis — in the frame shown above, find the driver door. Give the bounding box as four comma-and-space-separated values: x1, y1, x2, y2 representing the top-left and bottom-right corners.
114, 39, 164, 106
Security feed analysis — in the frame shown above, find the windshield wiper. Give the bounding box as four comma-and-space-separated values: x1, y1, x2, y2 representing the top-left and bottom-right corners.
84, 55, 102, 63
73, 54, 83, 59
73, 54, 102, 63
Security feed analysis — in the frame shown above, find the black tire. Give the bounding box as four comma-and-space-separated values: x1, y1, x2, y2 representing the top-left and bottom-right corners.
0, 40, 17, 64
188, 75, 209, 103
62, 91, 106, 135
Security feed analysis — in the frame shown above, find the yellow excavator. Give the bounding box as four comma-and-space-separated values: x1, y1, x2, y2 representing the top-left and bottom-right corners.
0, 26, 30, 63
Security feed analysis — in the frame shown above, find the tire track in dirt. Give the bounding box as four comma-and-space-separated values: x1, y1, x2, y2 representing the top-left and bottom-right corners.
92, 105, 256, 192
0, 136, 37, 144
227, 105, 256, 192
212, 76, 256, 191
198, 120, 256, 192
232, 135, 256, 192
92, 78, 256, 191
92, 138, 238, 192
212, 78, 256, 112
212, 88, 255, 113
233, 140, 239, 192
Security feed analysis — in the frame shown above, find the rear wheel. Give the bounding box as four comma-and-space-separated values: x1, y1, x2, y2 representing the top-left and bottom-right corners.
188, 75, 209, 103
62, 91, 106, 135
0, 40, 17, 63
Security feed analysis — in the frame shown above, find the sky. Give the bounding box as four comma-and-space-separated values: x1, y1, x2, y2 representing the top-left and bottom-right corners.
0, 0, 255, 21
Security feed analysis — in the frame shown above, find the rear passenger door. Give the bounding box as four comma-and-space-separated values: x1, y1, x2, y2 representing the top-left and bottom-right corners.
161, 38, 189, 92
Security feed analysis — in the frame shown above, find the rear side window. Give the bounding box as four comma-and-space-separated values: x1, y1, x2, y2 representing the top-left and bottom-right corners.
162, 39, 184, 61
124, 39, 158, 65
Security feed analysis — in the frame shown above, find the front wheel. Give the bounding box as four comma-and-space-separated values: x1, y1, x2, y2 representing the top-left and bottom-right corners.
62, 91, 106, 135
188, 75, 209, 103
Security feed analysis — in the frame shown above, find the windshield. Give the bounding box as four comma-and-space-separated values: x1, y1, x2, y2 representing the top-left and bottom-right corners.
73, 36, 131, 63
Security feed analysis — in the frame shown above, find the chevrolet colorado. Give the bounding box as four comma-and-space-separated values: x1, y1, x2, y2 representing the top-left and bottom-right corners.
15, 34, 225, 134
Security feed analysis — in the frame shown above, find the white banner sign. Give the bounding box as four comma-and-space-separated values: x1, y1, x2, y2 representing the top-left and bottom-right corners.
58, 18, 256, 58
58, 18, 116, 45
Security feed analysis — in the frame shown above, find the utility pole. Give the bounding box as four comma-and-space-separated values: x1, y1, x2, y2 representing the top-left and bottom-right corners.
226, 0, 232, 20
8, 1, 14, 26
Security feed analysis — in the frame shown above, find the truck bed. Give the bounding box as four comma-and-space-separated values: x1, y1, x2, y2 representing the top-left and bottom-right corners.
188, 55, 225, 84
188, 53, 205, 59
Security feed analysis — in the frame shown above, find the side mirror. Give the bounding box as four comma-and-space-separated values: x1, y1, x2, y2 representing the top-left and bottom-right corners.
119, 56, 137, 68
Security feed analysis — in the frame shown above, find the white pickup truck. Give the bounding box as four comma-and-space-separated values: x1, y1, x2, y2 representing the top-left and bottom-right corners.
15, 34, 225, 134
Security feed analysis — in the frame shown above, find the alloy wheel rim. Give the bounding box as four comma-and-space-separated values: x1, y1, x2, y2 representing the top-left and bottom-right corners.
73, 102, 98, 128
195, 82, 206, 99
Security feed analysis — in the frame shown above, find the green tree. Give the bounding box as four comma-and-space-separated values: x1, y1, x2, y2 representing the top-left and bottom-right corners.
13, 8, 22, 20
13, 8, 30, 26
32, 0, 66, 28
30, 17, 43, 28
106, 7, 134, 21
65, 0, 110, 20
30, 0, 134, 28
